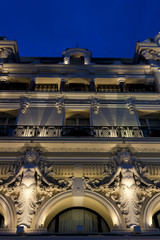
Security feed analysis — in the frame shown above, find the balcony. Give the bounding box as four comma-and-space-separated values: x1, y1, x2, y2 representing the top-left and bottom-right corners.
96, 84, 156, 93
0, 82, 29, 91
64, 83, 90, 92
34, 84, 58, 91
0, 125, 160, 138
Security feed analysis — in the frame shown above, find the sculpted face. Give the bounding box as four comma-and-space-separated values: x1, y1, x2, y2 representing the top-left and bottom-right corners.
117, 151, 131, 164
25, 151, 37, 163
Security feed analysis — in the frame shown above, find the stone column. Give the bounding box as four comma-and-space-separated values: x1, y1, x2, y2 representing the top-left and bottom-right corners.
60, 78, 66, 92
84, 56, 90, 65
0, 77, 9, 90
30, 77, 35, 91
64, 56, 70, 64
118, 78, 126, 92
0, 47, 13, 63
90, 78, 95, 92
152, 68, 160, 92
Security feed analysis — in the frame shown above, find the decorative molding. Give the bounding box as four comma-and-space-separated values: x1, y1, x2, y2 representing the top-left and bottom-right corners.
20, 97, 30, 114
84, 150, 160, 229
56, 97, 64, 114
0, 48, 13, 59
91, 98, 99, 114
0, 150, 73, 229
126, 97, 135, 114
141, 49, 160, 65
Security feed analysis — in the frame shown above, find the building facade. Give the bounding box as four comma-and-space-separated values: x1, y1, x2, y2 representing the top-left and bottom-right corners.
0, 35, 160, 237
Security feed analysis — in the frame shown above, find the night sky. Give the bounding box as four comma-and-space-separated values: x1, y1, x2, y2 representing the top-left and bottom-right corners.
1, 0, 160, 58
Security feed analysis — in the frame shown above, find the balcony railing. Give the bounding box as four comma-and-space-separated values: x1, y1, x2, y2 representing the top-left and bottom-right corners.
0, 125, 160, 138
96, 84, 156, 93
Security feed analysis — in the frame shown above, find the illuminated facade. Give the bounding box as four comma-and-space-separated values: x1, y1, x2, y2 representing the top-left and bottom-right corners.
0, 34, 160, 238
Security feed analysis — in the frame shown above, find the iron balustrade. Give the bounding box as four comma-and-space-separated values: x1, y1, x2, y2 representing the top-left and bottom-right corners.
0, 125, 159, 138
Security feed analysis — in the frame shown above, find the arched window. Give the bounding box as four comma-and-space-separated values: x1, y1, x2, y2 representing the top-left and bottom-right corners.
152, 210, 160, 228
0, 214, 4, 228
47, 207, 109, 233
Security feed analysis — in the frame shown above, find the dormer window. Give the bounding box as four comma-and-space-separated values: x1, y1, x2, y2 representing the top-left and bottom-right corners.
70, 55, 84, 65
62, 48, 91, 65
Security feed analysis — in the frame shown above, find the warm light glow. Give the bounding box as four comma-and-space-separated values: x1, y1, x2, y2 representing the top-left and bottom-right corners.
72, 196, 84, 206
148, 215, 153, 227
124, 187, 133, 197
112, 215, 118, 226
23, 187, 33, 198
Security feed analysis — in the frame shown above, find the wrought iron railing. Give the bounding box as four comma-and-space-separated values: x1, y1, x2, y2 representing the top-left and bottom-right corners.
0, 125, 160, 138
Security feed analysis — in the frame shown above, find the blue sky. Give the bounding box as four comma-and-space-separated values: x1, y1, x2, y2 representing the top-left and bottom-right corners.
1, 0, 160, 58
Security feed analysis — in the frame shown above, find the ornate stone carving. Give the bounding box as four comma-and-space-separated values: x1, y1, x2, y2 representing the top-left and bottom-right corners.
0, 150, 73, 229
20, 97, 30, 114
141, 49, 160, 64
0, 48, 13, 59
126, 97, 135, 115
154, 32, 160, 46
56, 97, 64, 114
0, 162, 20, 182
0, 77, 9, 84
64, 57, 70, 64
84, 150, 160, 229
149, 50, 160, 61
91, 98, 99, 114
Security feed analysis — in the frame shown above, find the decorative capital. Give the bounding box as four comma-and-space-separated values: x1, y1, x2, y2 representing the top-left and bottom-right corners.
20, 97, 30, 114
56, 97, 64, 114
154, 32, 160, 46
118, 77, 126, 83
0, 47, 13, 59
126, 97, 135, 115
141, 49, 160, 64
0, 77, 9, 83
91, 98, 99, 114
64, 57, 70, 64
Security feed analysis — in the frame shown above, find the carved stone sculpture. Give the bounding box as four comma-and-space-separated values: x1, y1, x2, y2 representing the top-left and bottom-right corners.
84, 150, 160, 229
56, 98, 64, 114
141, 49, 160, 65
0, 48, 13, 59
20, 97, 30, 114
126, 97, 135, 115
91, 98, 99, 114
0, 150, 73, 229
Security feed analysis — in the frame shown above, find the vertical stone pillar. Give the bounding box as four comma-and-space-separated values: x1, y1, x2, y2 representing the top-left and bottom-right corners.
30, 77, 35, 91
64, 56, 70, 64
118, 78, 126, 92
152, 68, 160, 92
60, 78, 66, 92
90, 78, 95, 92
84, 56, 90, 65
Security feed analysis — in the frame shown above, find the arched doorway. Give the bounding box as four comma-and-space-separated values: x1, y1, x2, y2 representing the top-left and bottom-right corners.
143, 193, 160, 228
0, 195, 16, 229
152, 210, 160, 228
0, 214, 4, 228
33, 191, 123, 230
47, 207, 110, 233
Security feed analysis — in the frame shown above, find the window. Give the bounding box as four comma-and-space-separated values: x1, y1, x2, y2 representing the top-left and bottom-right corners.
152, 210, 160, 228
65, 110, 90, 127
63, 110, 91, 136
138, 111, 160, 137
0, 214, 4, 228
47, 207, 109, 233
70, 56, 84, 65
0, 110, 18, 136
0, 110, 18, 125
